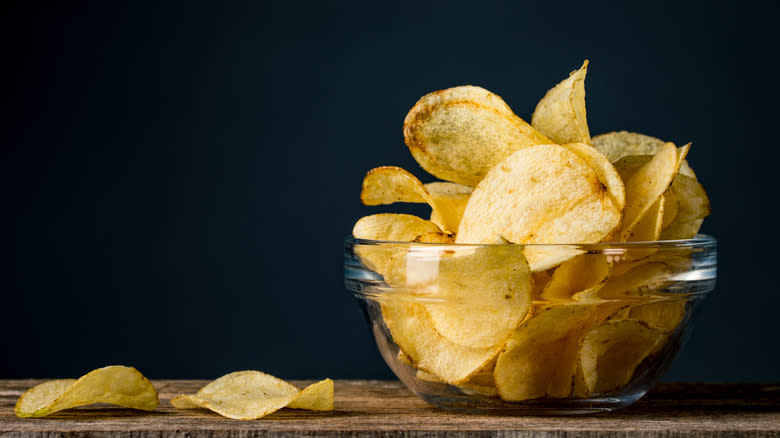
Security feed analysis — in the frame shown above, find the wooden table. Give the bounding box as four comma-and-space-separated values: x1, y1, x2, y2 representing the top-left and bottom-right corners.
1, 380, 778, 437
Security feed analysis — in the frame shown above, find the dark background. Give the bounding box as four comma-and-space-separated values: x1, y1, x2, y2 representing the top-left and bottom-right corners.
2, 1, 778, 381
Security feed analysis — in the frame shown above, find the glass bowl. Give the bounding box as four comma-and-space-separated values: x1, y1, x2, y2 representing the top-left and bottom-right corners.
344, 235, 716, 414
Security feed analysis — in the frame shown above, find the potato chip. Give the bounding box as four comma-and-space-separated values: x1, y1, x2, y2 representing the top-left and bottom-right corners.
660, 173, 710, 240
171, 371, 333, 420
531, 269, 553, 299
613, 153, 708, 240
618, 143, 685, 241
360, 166, 432, 206
660, 219, 705, 241
287, 379, 335, 411
576, 320, 667, 395
410, 245, 533, 348
425, 182, 473, 233
592, 131, 696, 178
624, 195, 666, 243
596, 262, 675, 299
353, 213, 443, 243
383, 301, 501, 384
403, 85, 551, 186
541, 253, 610, 301
592, 131, 666, 163
15, 366, 158, 418
532, 61, 591, 145
562, 142, 625, 210
494, 303, 609, 401
360, 167, 473, 233
661, 189, 678, 229
352, 213, 443, 276
627, 299, 687, 333
456, 144, 621, 271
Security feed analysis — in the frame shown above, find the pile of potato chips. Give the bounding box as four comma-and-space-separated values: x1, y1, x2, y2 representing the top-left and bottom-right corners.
353, 61, 710, 401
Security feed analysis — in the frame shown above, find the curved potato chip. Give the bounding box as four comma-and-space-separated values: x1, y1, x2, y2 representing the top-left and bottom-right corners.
383, 301, 501, 384
413, 245, 533, 348
596, 262, 675, 299
403, 85, 551, 186
532, 61, 591, 144
171, 371, 333, 420
618, 143, 685, 240
541, 253, 610, 301
360, 166, 432, 206
360, 167, 473, 233
661, 188, 678, 229
425, 182, 473, 233
353, 213, 442, 242
660, 174, 710, 240
352, 213, 443, 276
287, 379, 335, 411
592, 131, 696, 179
15, 366, 158, 418
627, 300, 687, 333
660, 219, 705, 241
562, 142, 625, 210
613, 154, 707, 240
456, 144, 621, 271
576, 320, 667, 396
494, 303, 610, 401
625, 195, 666, 243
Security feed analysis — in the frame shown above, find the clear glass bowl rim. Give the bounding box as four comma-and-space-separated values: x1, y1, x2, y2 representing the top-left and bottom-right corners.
345, 233, 716, 250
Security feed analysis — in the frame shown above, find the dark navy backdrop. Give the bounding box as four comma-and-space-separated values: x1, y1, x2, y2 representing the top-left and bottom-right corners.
2, 1, 778, 381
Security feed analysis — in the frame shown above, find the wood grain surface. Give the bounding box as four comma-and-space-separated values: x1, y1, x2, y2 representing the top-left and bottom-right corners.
1, 380, 778, 437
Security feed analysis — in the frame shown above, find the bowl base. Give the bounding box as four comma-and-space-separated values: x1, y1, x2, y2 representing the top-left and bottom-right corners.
416, 390, 646, 415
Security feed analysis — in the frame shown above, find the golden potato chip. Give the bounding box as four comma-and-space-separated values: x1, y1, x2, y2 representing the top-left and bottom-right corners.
456, 144, 621, 271
353, 213, 442, 242
660, 173, 710, 240
624, 195, 666, 243
352, 213, 443, 276
562, 142, 625, 210
532, 61, 591, 145
627, 299, 686, 333
360, 166, 432, 206
383, 301, 501, 384
597, 262, 675, 299
171, 371, 333, 420
541, 253, 610, 301
494, 303, 608, 401
532, 269, 553, 299
618, 143, 686, 241
660, 219, 705, 241
170, 371, 298, 420
592, 131, 696, 178
287, 379, 335, 411
403, 85, 551, 186
613, 154, 707, 240
360, 167, 472, 233
576, 320, 667, 395
15, 366, 158, 418
661, 188, 678, 229
409, 245, 533, 348
425, 182, 473, 233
